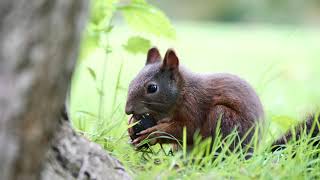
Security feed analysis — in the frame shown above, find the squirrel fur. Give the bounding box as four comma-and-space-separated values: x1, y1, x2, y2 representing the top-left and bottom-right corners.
125, 47, 319, 152
125, 47, 264, 149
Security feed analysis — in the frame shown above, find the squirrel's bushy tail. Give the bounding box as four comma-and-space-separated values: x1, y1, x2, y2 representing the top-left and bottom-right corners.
271, 113, 320, 152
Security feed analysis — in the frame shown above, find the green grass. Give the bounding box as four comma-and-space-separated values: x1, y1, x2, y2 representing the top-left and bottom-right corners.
70, 22, 320, 179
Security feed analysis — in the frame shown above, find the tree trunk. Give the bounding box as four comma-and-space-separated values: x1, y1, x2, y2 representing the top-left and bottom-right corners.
0, 1, 130, 179
41, 111, 131, 180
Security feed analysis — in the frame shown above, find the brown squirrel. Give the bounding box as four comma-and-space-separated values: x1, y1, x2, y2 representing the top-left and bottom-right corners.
125, 47, 265, 149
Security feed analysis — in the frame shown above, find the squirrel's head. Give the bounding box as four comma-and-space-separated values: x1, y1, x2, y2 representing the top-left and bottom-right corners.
125, 47, 182, 121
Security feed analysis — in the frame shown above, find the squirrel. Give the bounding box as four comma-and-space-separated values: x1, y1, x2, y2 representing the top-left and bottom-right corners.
125, 47, 320, 152
125, 47, 265, 150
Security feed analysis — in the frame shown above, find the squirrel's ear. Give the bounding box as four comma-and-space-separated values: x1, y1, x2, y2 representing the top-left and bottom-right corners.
146, 47, 161, 65
162, 48, 179, 70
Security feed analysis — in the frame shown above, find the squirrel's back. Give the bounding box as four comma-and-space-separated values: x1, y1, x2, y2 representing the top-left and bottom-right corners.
177, 68, 264, 143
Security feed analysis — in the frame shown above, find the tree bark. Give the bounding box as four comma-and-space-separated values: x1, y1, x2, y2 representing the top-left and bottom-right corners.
0, 1, 130, 180
41, 111, 131, 180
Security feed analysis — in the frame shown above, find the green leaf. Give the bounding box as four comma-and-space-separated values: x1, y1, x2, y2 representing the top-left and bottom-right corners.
91, 0, 118, 26
123, 36, 151, 54
80, 0, 118, 61
105, 25, 114, 33
119, 1, 176, 39
87, 67, 97, 81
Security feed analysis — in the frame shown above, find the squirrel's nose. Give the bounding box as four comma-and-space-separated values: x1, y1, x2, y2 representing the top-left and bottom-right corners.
125, 103, 134, 115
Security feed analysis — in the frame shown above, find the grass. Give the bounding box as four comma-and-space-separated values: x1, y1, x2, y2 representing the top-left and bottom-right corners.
70, 22, 320, 179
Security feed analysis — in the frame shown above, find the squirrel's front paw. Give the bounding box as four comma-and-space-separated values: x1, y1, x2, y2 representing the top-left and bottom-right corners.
132, 122, 172, 148
131, 133, 157, 148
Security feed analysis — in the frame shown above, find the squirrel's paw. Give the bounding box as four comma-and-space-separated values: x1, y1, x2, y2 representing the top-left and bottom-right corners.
131, 126, 158, 147
131, 133, 157, 148
132, 122, 172, 147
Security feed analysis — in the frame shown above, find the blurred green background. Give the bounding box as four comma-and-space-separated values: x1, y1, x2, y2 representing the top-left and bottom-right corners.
151, 0, 320, 24
70, 0, 320, 144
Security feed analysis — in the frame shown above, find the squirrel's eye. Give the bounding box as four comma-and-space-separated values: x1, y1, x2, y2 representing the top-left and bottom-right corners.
147, 84, 158, 94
